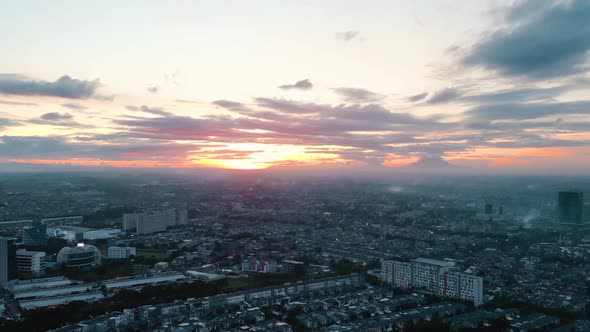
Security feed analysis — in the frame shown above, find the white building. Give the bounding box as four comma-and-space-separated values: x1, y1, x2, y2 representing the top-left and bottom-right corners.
16, 249, 46, 275
108, 246, 136, 259
393, 261, 413, 289
82, 228, 121, 240
122, 208, 188, 235
381, 260, 394, 284
438, 271, 461, 299
381, 257, 484, 306
412, 258, 455, 293
458, 273, 484, 306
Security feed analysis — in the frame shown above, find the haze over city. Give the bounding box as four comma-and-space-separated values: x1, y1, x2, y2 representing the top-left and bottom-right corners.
1, 1, 590, 332
1, 0, 589, 174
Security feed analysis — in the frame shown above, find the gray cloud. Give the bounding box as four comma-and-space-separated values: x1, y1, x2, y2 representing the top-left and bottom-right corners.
0, 135, 203, 161
279, 79, 313, 91
465, 100, 590, 121
427, 87, 461, 104
213, 99, 244, 109
61, 103, 88, 111
0, 100, 38, 106
462, 86, 568, 104
146, 85, 160, 94
0, 74, 101, 99
41, 112, 73, 121
28, 112, 91, 129
462, 0, 590, 78
125, 105, 173, 117
336, 30, 363, 42
333, 87, 383, 103
407, 92, 428, 102
0, 118, 21, 129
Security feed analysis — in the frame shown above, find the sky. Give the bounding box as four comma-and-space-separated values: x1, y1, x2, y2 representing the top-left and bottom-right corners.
0, 0, 589, 174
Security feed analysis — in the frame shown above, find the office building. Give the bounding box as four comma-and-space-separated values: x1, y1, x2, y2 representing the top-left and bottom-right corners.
558, 191, 584, 224
108, 246, 136, 259
0, 238, 7, 282
16, 249, 46, 276
22, 224, 48, 246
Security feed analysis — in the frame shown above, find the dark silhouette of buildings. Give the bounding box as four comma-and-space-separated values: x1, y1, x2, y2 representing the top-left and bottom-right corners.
558, 192, 584, 224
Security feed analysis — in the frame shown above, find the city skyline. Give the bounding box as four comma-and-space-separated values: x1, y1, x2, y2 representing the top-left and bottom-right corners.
1, 0, 590, 174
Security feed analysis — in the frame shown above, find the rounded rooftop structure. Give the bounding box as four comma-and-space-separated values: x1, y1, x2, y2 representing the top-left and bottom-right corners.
57, 244, 101, 267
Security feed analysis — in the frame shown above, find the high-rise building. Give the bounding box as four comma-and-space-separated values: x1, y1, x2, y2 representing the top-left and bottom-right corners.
0, 238, 8, 282
381, 260, 394, 284
439, 271, 461, 299
16, 249, 46, 276
484, 204, 493, 215
459, 273, 484, 306
392, 261, 413, 289
412, 258, 455, 292
558, 192, 584, 224
381, 258, 484, 306
22, 224, 48, 246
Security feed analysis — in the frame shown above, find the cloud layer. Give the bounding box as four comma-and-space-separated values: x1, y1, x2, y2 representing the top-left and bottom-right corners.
0, 74, 101, 99
462, 0, 590, 78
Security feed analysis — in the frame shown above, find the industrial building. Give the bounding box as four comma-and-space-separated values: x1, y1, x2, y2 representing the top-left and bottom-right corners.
47, 226, 121, 241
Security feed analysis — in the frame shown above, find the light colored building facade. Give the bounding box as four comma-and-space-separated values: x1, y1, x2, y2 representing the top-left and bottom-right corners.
381, 257, 484, 306
108, 246, 136, 259
242, 259, 278, 273
458, 273, 484, 306
122, 208, 188, 235
16, 249, 46, 275
392, 261, 413, 289
412, 258, 455, 292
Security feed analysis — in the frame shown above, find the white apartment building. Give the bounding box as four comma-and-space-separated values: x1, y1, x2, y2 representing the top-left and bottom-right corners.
438, 271, 461, 298
381, 257, 484, 306
380, 260, 394, 284
458, 273, 484, 306
412, 258, 455, 292
108, 246, 137, 259
393, 261, 413, 289
16, 249, 46, 275
122, 208, 188, 235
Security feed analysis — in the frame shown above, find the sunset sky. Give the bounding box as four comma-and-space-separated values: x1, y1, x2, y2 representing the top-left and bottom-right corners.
1, 0, 589, 174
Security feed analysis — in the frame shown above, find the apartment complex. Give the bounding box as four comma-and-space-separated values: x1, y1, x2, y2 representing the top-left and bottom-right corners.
381, 258, 484, 306
122, 208, 188, 235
